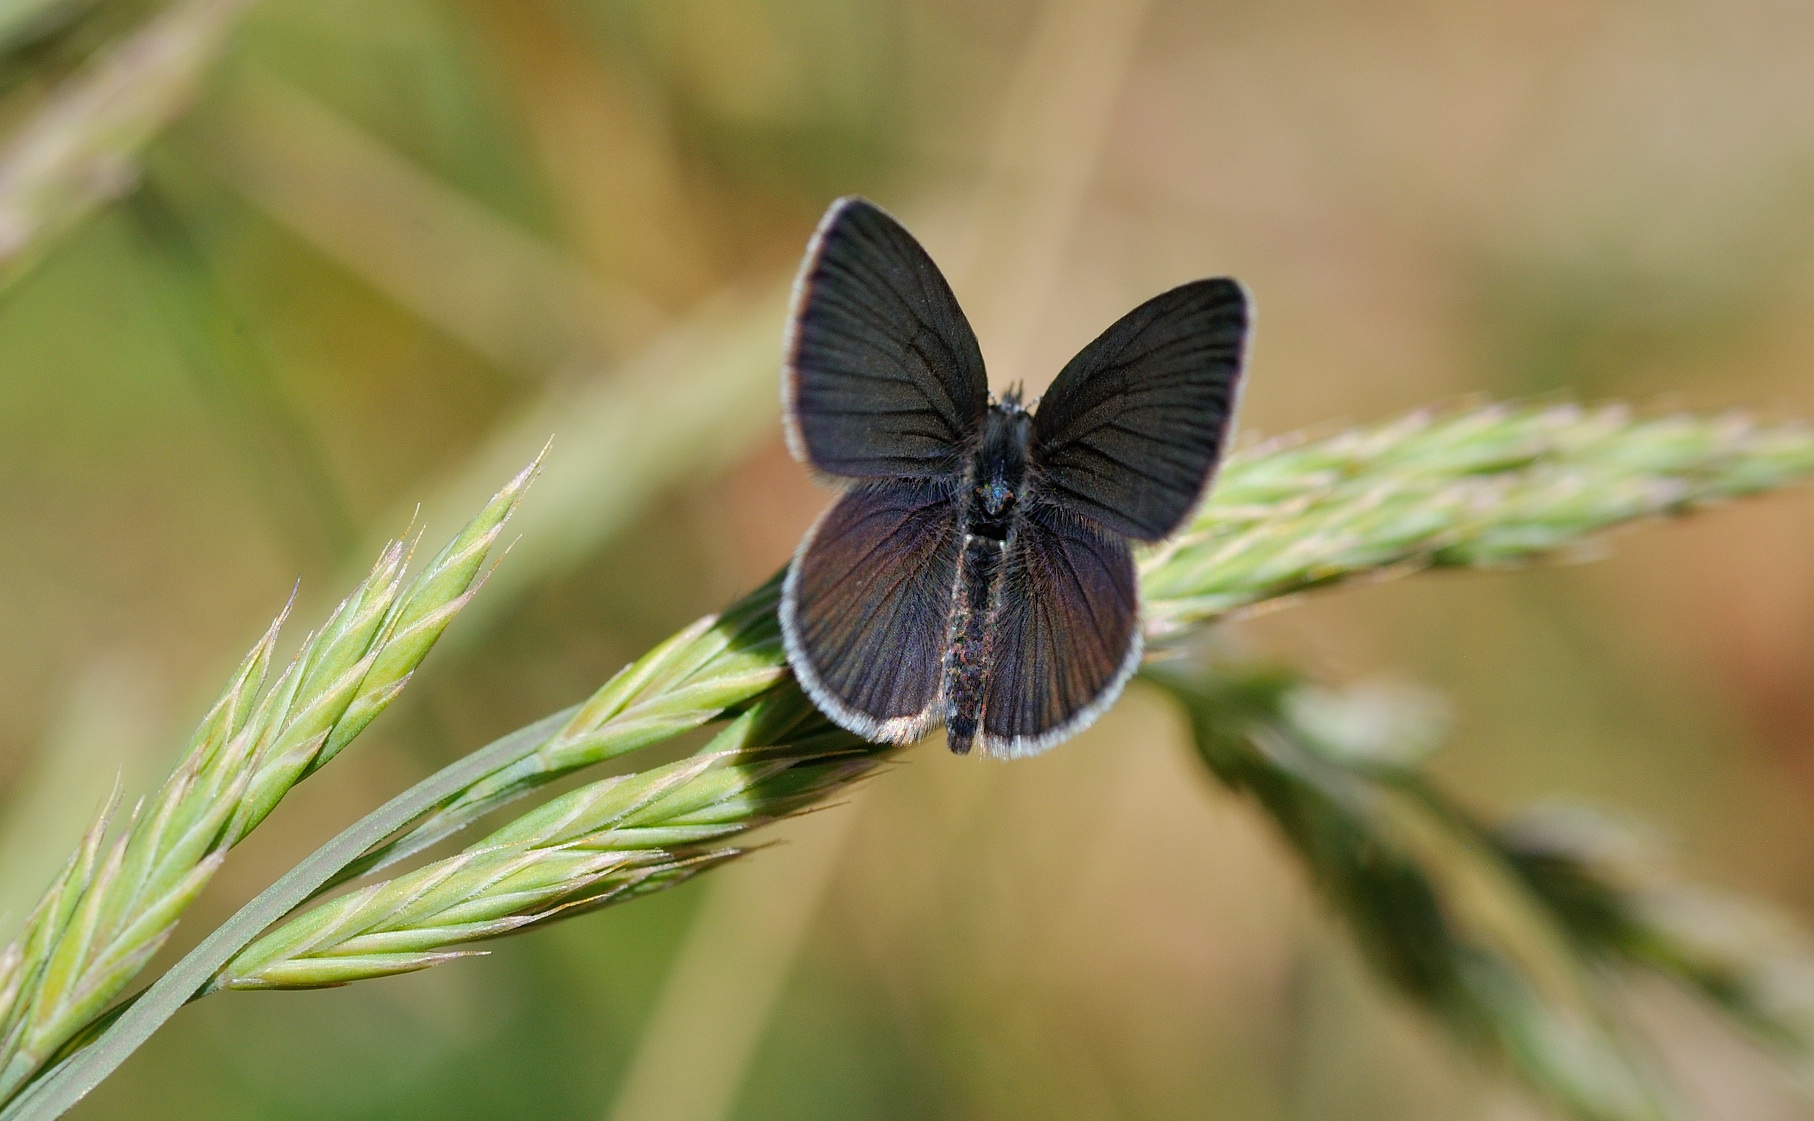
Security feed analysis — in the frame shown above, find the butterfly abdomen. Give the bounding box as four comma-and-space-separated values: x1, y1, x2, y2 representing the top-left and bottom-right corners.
943, 532, 1004, 754
941, 402, 1032, 754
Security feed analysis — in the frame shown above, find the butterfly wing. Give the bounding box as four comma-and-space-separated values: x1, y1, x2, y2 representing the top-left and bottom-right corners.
979, 499, 1141, 758
1030, 278, 1249, 541
783, 197, 989, 480
781, 478, 963, 742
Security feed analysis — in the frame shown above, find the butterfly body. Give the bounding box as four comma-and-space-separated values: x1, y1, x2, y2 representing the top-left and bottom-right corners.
779, 197, 1249, 758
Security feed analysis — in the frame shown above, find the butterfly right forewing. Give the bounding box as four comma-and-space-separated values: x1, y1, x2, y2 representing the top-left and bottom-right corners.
1031, 278, 1248, 541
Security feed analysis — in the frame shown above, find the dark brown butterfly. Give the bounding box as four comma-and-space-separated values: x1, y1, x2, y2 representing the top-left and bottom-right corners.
779, 197, 1249, 757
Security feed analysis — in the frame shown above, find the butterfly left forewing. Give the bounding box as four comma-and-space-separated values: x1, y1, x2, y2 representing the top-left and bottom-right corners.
979, 499, 1141, 758
784, 197, 989, 481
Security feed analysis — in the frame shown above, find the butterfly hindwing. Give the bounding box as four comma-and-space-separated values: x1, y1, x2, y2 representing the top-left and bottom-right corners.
781, 478, 963, 742
784, 197, 989, 480
1031, 278, 1249, 541
979, 499, 1141, 758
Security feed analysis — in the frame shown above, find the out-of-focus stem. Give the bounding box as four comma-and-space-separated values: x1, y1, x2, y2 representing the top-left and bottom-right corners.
0, 0, 256, 289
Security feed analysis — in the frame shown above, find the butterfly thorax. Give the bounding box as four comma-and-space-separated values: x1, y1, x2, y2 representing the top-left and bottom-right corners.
943, 401, 1033, 753
966, 401, 1031, 533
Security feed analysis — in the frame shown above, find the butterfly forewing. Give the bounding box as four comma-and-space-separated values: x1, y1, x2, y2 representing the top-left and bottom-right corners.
781, 478, 964, 742
979, 500, 1141, 758
784, 197, 989, 480
1031, 278, 1249, 541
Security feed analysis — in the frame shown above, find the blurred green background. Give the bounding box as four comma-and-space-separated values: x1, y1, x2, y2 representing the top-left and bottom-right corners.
3, 0, 1814, 1118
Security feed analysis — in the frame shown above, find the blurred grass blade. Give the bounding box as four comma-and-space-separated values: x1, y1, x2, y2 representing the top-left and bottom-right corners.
0, 0, 255, 290
1440, 801, 1814, 1066
1151, 662, 1677, 1121
185, 74, 655, 375
456, 0, 715, 309
601, 796, 861, 1121
180, 74, 776, 622
0, 1, 93, 58
126, 176, 358, 563
379, 285, 792, 642
0, 663, 164, 931
1151, 647, 1814, 1119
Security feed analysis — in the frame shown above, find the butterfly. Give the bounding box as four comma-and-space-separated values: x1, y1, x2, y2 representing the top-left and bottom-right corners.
778, 197, 1249, 758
